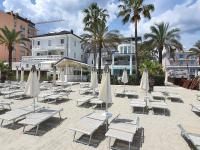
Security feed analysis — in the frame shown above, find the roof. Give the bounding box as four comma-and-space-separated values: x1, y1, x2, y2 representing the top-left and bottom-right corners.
31, 30, 82, 39
6, 11, 35, 26
55, 57, 90, 69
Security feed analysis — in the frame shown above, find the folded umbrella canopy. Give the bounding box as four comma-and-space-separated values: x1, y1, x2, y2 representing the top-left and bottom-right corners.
20, 67, 24, 82
140, 69, 149, 96
25, 65, 40, 111
16, 67, 19, 82
99, 65, 112, 111
121, 68, 128, 92
90, 70, 98, 94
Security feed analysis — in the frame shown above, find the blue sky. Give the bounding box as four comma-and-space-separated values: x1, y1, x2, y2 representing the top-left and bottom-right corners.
0, 0, 200, 49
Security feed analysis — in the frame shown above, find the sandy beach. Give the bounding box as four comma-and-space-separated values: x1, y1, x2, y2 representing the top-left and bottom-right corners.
0, 84, 199, 150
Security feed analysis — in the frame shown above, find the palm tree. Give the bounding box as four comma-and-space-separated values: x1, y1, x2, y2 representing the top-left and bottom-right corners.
83, 3, 108, 70
188, 40, 200, 64
118, 0, 154, 78
144, 22, 182, 64
0, 26, 30, 68
95, 21, 122, 81
81, 31, 97, 67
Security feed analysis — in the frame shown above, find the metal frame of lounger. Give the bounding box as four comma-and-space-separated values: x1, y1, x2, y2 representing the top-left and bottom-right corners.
70, 112, 112, 145
106, 116, 140, 150
178, 124, 200, 150
0, 105, 44, 127
76, 96, 94, 106
19, 108, 63, 136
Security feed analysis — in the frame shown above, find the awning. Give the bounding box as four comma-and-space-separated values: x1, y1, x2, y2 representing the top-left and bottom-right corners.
55, 57, 90, 69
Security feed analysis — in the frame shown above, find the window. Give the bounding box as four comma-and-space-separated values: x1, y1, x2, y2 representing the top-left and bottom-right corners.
120, 46, 123, 53
26, 64, 29, 68
48, 40, 51, 46
74, 41, 76, 47
61, 39, 64, 44
37, 41, 40, 46
179, 54, 184, 58
74, 52, 76, 58
32, 40, 34, 46
61, 52, 64, 55
128, 46, 131, 53
124, 46, 127, 54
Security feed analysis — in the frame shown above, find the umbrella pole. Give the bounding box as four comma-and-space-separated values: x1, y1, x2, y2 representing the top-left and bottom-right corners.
34, 97, 35, 112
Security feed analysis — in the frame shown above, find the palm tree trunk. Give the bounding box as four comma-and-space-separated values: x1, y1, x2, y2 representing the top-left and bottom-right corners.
199, 56, 200, 65
134, 20, 138, 79
158, 48, 163, 64
8, 46, 13, 68
98, 43, 102, 82
93, 52, 97, 68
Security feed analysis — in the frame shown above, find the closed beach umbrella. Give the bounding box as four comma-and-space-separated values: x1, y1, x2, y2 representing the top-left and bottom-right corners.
38, 68, 41, 82
20, 67, 24, 82
140, 69, 149, 95
99, 65, 112, 111
121, 68, 128, 92
60, 68, 65, 86
90, 69, 98, 94
25, 65, 40, 111
16, 67, 19, 82
53, 66, 56, 85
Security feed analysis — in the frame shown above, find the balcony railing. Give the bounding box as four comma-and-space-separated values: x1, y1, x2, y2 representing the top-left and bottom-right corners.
32, 44, 65, 51
22, 55, 62, 62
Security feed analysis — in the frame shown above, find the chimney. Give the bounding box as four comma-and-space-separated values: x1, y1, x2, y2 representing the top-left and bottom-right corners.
70, 29, 73, 34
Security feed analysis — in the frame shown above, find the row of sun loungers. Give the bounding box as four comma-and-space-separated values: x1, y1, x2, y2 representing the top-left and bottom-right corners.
130, 98, 169, 115
0, 105, 63, 135
70, 112, 143, 150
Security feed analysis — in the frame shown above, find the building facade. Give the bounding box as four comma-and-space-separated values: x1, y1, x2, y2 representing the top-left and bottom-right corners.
13, 30, 84, 71
0, 11, 36, 62
87, 37, 138, 76
164, 51, 200, 78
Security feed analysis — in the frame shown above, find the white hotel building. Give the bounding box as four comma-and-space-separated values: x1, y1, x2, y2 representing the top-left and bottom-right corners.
13, 31, 137, 81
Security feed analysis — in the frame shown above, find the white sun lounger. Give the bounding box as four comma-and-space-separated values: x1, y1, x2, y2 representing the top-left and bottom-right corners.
105, 116, 140, 150
37, 90, 53, 102
0, 105, 44, 127
2, 89, 24, 98
149, 100, 169, 115
191, 104, 200, 113
70, 112, 114, 145
0, 100, 13, 110
167, 93, 182, 102
151, 91, 165, 100
76, 95, 95, 106
130, 99, 146, 113
90, 98, 105, 109
178, 124, 200, 150
19, 108, 63, 135
115, 89, 138, 98
44, 92, 67, 103
79, 87, 93, 95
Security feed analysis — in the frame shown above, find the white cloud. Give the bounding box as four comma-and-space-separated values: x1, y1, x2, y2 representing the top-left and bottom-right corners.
121, 0, 200, 48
